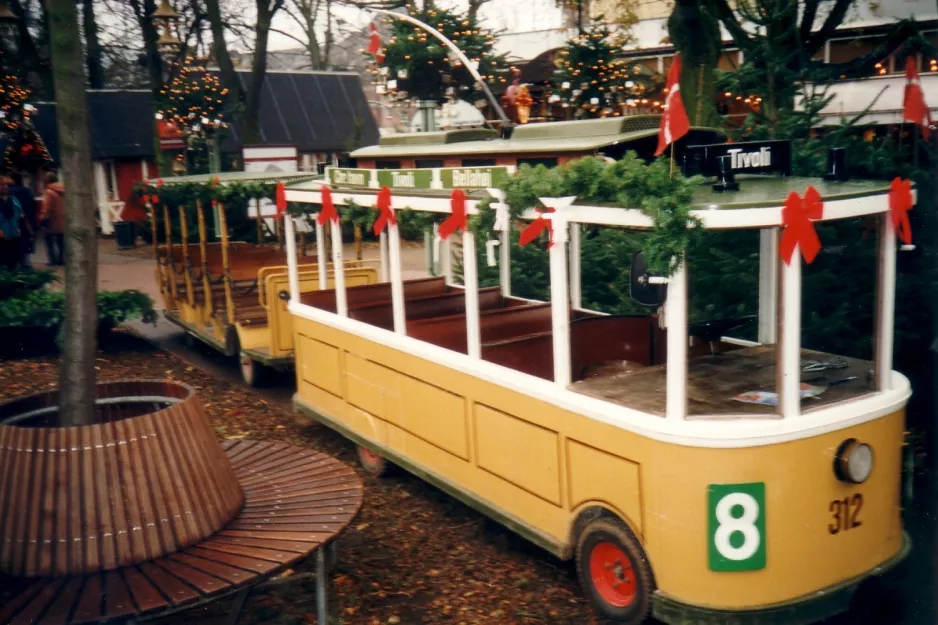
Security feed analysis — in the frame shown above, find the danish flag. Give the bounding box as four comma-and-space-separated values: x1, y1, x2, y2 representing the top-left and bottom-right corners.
367, 23, 384, 64
903, 57, 932, 139
654, 53, 690, 157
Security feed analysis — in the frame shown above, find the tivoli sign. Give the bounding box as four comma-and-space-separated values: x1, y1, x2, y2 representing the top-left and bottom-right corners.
327, 166, 512, 190
682, 140, 792, 177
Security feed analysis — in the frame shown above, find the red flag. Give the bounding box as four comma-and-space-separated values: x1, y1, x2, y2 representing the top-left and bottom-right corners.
889, 177, 914, 245
779, 186, 824, 265
518, 207, 555, 248
367, 23, 384, 64
439, 189, 467, 240
275, 182, 287, 216
654, 54, 691, 157
903, 57, 932, 139
373, 186, 396, 235
317, 186, 338, 225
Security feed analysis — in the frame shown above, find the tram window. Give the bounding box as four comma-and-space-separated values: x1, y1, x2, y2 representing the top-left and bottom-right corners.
462, 158, 496, 167
518, 157, 558, 169
415, 159, 444, 169
375, 160, 402, 169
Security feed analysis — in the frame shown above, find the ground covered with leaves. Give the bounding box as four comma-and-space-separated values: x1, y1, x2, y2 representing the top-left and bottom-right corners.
0, 335, 611, 625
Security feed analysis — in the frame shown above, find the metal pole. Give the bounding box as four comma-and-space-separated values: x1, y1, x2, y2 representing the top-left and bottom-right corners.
368, 8, 512, 131
315, 548, 328, 625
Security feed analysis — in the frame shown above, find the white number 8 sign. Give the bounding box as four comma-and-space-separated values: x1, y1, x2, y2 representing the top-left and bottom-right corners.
714, 493, 761, 561
707, 482, 766, 571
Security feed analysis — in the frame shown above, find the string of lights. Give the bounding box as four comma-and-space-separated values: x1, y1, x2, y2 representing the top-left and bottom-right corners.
156, 56, 229, 134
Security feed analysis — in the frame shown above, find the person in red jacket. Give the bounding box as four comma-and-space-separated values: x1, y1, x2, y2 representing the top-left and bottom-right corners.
39, 172, 65, 266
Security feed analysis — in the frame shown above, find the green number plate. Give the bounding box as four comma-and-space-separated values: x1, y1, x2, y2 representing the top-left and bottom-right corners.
707, 482, 766, 571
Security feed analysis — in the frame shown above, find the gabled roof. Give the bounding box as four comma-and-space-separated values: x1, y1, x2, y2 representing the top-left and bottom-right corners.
218, 70, 380, 154
25, 73, 379, 165
32, 90, 156, 162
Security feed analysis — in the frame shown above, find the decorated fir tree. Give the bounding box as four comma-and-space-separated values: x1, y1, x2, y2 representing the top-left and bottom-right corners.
551, 21, 659, 118
0, 62, 53, 171
156, 56, 229, 133
365, 5, 508, 105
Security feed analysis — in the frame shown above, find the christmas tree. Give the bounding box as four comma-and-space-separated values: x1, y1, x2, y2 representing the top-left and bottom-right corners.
0, 59, 53, 171
156, 56, 229, 134
551, 21, 659, 118
365, 5, 508, 104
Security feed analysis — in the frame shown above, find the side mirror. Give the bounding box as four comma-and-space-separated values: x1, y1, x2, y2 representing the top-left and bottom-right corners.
630, 251, 667, 308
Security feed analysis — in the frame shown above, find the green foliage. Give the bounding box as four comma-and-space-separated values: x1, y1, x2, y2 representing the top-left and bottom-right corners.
0, 267, 59, 299
482, 155, 702, 278
0, 284, 157, 329
96, 290, 158, 327
0, 290, 66, 327
134, 179, 292, 243
551, 21, 658, 118
368, 5, 508, 103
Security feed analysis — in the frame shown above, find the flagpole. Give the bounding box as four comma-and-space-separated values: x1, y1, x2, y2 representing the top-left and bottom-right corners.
670, 143, 675, 179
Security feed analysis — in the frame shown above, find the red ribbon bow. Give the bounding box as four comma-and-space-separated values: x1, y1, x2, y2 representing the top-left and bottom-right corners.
275, 182, 287, 216
373, 186, 396, 235
518, 207, 555, 248
889, 177, 913, 245
439, 189, 467, 240
151, 178, 163, 205
317, 186, 338, 225
780, 186, 824, 265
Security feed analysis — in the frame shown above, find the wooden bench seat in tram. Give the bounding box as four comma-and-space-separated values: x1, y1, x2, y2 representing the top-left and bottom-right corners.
301, 276, 448, 312
348, 287, 524, 330
480, 316, 665, 381
406, 303, 571, 353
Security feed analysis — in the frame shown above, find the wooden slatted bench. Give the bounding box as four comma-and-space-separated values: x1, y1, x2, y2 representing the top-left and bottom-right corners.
0, 440, 363, 625
0, 381, 364, 625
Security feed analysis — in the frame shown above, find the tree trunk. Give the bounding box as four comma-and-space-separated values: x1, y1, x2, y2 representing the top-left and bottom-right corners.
7, 0, 54, 98
205, 0, 244, 105
323, 0, 333, 68
128, 0, 163, 93
244, 2, 278, 144
48, 0, 98, 427
667, 0, 720, 127
81, 0, 105, 89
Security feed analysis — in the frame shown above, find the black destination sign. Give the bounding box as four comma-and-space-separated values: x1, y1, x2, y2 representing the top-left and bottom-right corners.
682, 139, 792, 177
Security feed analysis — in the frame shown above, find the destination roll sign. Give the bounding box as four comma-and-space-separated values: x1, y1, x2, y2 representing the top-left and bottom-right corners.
682, 140, 792, 178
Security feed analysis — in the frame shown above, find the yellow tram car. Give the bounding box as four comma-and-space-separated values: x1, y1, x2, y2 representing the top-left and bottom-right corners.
280, 131, 912, 624
148, 170, 379, 385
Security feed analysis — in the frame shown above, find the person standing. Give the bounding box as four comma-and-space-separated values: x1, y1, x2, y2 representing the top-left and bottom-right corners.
0, 177, 24, 270
9, 172, 37, 268
40, 172, 66, 266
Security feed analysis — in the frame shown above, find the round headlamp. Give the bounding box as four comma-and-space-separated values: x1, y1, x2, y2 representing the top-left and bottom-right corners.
834, 438, 874, 484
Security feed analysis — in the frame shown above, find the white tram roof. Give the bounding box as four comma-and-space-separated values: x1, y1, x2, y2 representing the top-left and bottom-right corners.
285, 174, 900, 230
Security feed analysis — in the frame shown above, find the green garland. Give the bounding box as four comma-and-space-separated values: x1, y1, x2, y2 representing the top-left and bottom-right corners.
475, 153, 702, 277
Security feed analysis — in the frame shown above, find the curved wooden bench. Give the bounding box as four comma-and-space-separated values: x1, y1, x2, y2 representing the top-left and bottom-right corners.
0, 440, 364, 625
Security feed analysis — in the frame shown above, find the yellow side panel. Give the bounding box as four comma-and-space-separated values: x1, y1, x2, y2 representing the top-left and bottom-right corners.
475, 404, 562, 506
235, 325, 268, 351
299, 336, 343, 397
345, 353, 400, 420
300, 381, 348, 424
566, 440, 643, 536
398, 375, 469, 460
346, 405, 388, 445
387, 423, 565, 536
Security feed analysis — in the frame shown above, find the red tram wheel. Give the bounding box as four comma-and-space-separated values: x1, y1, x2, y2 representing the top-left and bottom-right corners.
576, 517, 654, 624
356, 444, 390, 477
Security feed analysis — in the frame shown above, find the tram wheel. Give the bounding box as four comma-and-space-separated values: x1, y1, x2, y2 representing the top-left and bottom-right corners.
240, 353, 269, 388
356, 444, 390, 477
576, 517, 654, 624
